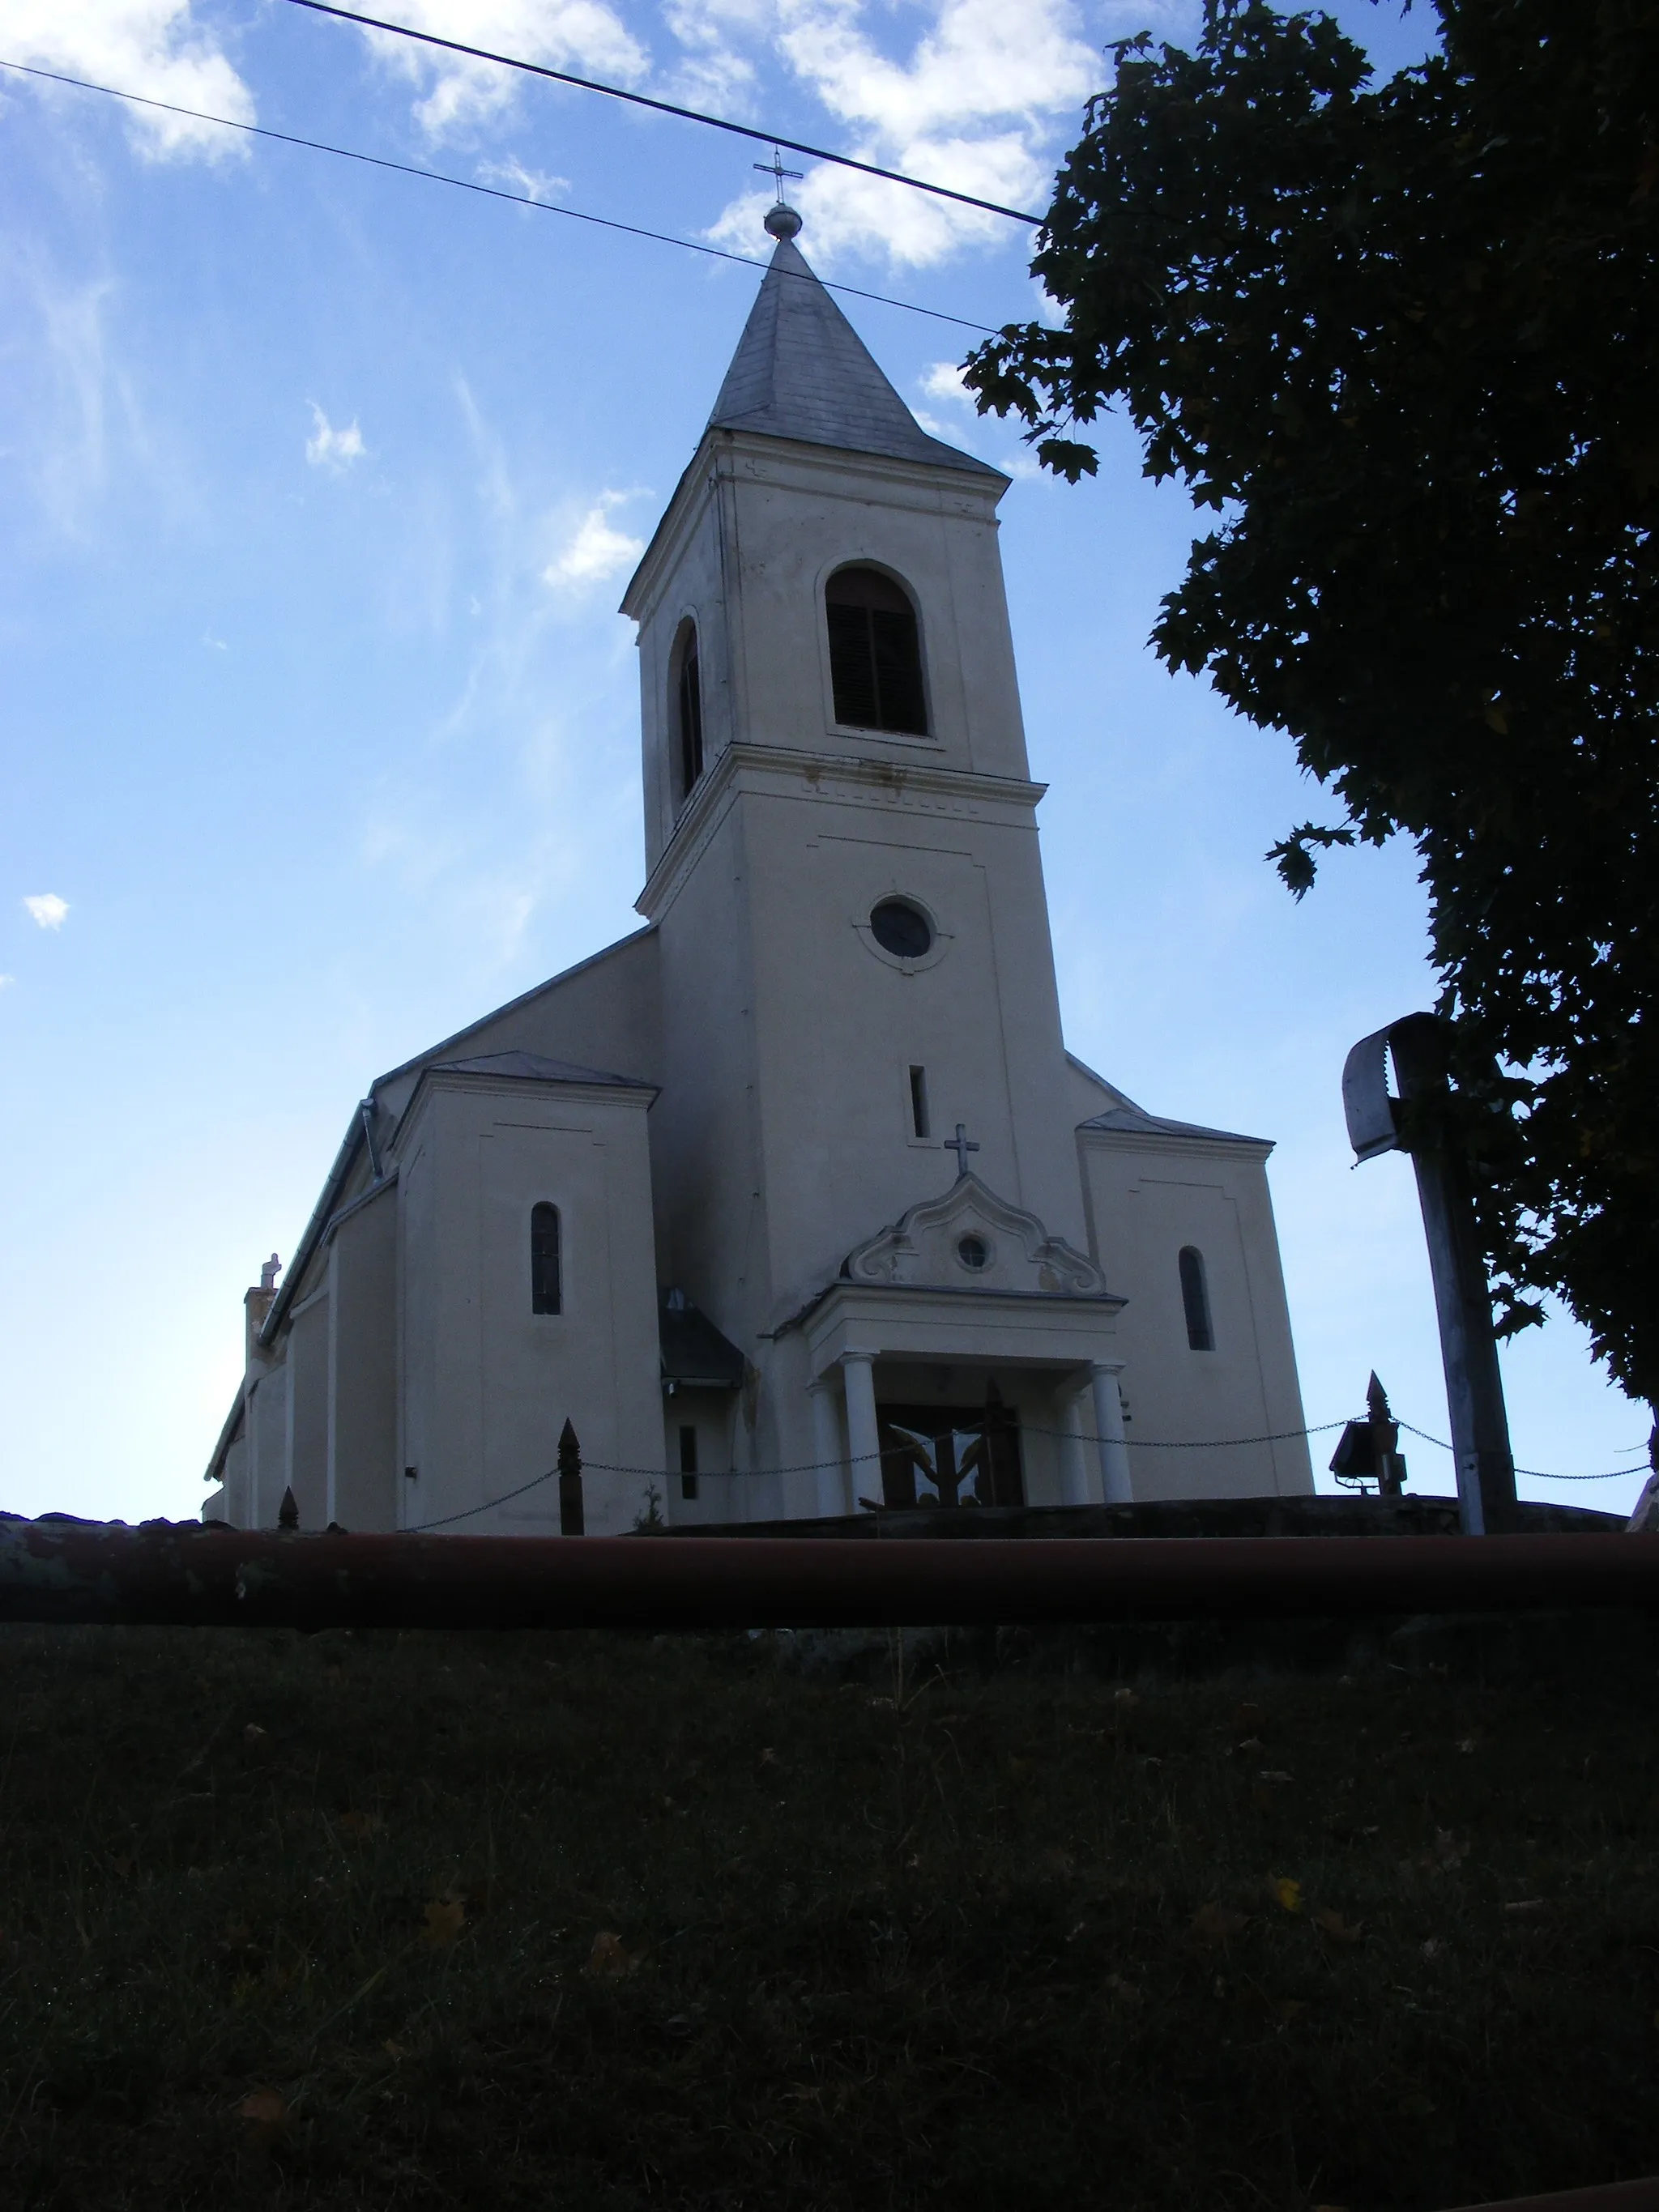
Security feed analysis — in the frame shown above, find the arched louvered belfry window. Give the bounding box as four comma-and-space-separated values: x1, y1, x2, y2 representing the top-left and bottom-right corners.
531, 1203, 562, 1315
1179, 1246, 1213, 1352
825, 565, 927, 735
672, 619, 704, 802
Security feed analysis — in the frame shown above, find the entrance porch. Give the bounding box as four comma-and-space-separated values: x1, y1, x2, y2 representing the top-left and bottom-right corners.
797, 1281, 1131, 1519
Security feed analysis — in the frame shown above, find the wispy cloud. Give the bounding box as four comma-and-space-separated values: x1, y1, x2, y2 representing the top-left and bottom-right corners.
305, 404, 366, 472
661, 0, 768, 106
5, 0, 254, 162
23, 893, 69, 930
543, 492, 646, 592
476, 156, 570, 202
356, 0, 648, 139
0, 975, 14, 991
696, 0, 1097, 267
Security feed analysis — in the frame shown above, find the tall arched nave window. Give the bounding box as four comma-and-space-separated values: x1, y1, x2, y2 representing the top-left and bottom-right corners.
1179, 1245, 1213, 1352
531, 1202, 562, 1315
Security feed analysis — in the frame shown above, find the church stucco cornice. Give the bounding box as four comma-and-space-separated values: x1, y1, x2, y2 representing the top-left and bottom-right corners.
622, 430, 1006, 620
635, 743, 1048, 921
1077, 1115, 1273, 1160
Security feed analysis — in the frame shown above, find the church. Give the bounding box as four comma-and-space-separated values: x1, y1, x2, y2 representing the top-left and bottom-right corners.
203, 205, 1311, 1536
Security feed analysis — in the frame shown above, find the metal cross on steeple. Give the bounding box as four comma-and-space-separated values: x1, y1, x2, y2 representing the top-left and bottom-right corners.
942, 1123, 980, 1175
754, 145, 804, 202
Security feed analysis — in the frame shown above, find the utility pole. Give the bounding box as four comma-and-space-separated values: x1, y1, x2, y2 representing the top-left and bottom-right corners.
1342, 1012, 1519, 1536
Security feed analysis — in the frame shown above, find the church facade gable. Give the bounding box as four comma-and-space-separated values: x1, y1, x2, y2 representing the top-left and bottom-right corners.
842, 1170, 1107, 1299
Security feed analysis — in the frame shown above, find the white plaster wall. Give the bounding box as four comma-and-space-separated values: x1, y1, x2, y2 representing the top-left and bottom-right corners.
397, 1139, 435, 1527
721, 443, 1024, 778
643, 751, 1089, 1486
395, 1073, 662, 1536
629, 436, 1025, 876
633, 465, 731, 875
326, 1182, 399, 1532
647, 798, 768, 1340
211, 1438, 241, 1521
372, 928, 662, 1132
659, 1387, 740, 1526
746, 778, 1087, 1277
285, 1294, 331, 1528
245, 1363, 287, 1529
1078, 1136, 1311, 1497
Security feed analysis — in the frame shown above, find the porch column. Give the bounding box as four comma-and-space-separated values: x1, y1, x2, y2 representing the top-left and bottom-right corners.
809, 1379, 847, 1519
1056, 1386, 1094, 1507
841, 1352, 882, 1510
1090, 1361, 1132, 1505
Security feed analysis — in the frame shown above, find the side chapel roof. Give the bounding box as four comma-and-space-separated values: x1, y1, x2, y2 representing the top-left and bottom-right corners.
706, 232, 1002, 478
430, 1050, 655, 1089
1079, 1101, 1268, 1149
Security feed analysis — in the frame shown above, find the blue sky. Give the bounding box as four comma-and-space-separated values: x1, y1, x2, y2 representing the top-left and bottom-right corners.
2, 0, 1648, 1523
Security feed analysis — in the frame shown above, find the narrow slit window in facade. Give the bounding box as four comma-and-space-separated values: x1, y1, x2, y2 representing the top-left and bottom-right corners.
825, 566, 927, 734
1179, 1245, 1213, 1351
908, 1064, 930, 1139
531, 1202, 562, 1315
678, 1423, 698, 1501
674, 620, 704, 801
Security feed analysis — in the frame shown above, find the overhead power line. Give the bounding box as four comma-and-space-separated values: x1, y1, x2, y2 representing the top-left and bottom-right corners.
0, 61, 998, 335
282, 0, 1047, 228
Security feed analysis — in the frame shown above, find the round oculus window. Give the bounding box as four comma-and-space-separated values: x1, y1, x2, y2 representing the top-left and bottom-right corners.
957, 1234, 990, 1272
869, 898, 932, 960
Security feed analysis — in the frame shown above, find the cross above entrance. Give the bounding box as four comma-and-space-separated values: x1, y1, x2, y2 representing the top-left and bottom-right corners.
942, 1123, 980, 1175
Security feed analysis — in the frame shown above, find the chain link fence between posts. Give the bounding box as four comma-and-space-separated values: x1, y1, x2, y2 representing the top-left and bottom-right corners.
405, 1414, 1648, 1531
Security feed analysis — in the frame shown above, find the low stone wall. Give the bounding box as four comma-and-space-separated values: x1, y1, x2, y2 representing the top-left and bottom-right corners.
670, 1494, 1623, 1541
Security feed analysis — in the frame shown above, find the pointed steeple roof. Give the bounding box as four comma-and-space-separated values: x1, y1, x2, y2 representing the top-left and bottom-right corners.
706, 231, 1001, 478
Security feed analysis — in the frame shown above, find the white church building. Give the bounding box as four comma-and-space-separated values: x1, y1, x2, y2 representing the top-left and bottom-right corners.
204, 207, 1311, 1535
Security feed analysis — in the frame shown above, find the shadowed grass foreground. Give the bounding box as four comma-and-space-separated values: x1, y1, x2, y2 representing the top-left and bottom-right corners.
0, 1622, 1655, 2209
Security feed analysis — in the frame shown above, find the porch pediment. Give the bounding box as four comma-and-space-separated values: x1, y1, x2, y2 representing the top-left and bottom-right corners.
842, 1172, 1109, 1298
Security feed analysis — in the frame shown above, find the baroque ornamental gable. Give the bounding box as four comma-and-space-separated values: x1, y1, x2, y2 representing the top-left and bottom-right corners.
842, 1173, 1109, 1298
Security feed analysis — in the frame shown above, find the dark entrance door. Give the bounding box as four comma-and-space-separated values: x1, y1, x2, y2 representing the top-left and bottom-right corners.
875, 1386, 1024, 1509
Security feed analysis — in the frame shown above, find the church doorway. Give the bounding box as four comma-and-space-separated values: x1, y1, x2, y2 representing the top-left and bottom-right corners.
874, 1386, 1024, 1509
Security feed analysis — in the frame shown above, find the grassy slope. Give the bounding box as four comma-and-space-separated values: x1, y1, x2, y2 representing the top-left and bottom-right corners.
1, 1622, 1656, 2210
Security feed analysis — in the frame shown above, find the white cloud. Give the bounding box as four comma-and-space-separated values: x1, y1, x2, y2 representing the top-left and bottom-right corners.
305, 404, 366, 472
356, 0, 649, 139
919, 360, 970, 404
476, 156, 570, 202
694, 0, 1096, 267
779, 0, 1094, 142
23, 893, 70, 929
0, 974, 14, 990
543, 492, 646, 592
5, 1, 254, 162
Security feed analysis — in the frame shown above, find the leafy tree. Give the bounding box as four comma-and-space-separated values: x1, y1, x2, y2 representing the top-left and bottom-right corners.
965, 0, 1659, 1419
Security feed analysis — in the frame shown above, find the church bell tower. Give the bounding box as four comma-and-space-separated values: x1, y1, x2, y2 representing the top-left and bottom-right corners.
620, 206, 1088, 1370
